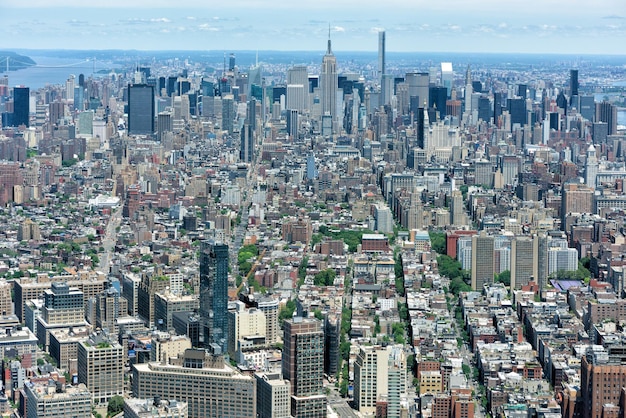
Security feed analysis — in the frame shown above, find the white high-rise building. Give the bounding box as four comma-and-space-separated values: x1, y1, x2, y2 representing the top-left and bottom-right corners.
585, 144, 599, 188
286, 84, 306, 112
354, 345, 406, 417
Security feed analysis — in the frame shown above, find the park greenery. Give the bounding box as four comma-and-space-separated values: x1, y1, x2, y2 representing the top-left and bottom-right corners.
317, 225, 374, 253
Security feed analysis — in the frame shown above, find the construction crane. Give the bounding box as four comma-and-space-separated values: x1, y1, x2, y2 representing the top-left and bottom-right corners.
236, 248, 266, 295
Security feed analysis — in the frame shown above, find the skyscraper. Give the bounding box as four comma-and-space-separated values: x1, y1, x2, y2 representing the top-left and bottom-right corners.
471, 232, 494, 290
378, 31, 386, 82
128, 84, 155, 135
13, 86, 29, 127
319, 31, 338, 131
595, 101, 618, 135
510, 236, 537, 290
199, 240, 229, 353
585, 144, 598, 188
570, 69, 579, 97
282, 317, 327, 417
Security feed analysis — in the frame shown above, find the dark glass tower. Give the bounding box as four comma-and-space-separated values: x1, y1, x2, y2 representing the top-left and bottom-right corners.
128, 84, 154, 135
570, 69, 579, 97
199, 240, 229, 354
13, 86, 29, 127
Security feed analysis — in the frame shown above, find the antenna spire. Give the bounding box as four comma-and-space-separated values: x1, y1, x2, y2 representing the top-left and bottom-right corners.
327, 24, 332, 54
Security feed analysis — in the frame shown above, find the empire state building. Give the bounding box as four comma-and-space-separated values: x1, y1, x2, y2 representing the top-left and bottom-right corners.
320, 31, 338, 132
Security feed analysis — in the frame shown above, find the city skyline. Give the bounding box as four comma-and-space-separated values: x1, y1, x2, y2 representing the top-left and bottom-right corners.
2, 0, 626, 54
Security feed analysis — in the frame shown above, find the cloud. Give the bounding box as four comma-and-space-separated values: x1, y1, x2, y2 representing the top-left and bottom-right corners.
603, 15, 625, 20
150, 18, 171, 23
370, 26, 385, 33
333, 26, 345, 32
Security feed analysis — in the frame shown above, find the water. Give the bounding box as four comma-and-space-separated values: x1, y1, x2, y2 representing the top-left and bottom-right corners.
5, 56, 119, 89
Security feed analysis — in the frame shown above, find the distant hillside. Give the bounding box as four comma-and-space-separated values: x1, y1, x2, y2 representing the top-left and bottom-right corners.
0, 51, 36, 71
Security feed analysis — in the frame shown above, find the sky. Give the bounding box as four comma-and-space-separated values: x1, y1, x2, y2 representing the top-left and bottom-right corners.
2, 0, 626, 54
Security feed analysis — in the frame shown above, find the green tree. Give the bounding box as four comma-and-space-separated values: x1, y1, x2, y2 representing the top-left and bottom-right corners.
313, 269, 336, 286
494, 270, 510, 286
107, 395, 124, 416
429, 231, 446, 254
279, 299, 296, 324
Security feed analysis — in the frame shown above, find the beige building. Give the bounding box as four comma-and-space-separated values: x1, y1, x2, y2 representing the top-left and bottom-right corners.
151, 333, 192, 363
132, 349, 256, 418
77, 334, 124, 403
255, 372, 291, 418
354, 344, 407, 417
228, 301, 267, 355
23, 381, 92, 418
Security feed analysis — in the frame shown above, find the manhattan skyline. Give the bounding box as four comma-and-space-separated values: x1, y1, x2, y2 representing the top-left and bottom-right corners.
2, 0, 626, 54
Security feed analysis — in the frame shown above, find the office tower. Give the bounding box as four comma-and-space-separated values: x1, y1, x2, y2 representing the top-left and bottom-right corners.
319, 32, 338, 129
378, 30, 386, 81
306, 153, 317, 180
449, 190, 465, 226
137, 274, 169, 326
536, 233, 549, 290
154, 292, 198, 332
12, 86, 29, 127
592, 122, 608, 144
157, 110, 172, 142
595, 101, 618, 135
255, 372, 291, 418
240, 122, 253, 162
229, 53, 236, 71
429, 86, 448, 118
23, 381, 92, 418
560, 182, 594, 230
406, 72, 430, 108
66, 75, 75, 101
517, 84, 527, 100
570, 69, 579, 97
585, 144, 598, 188
286, 109, 298, 139
354, 345, 407, 417
474, 159, 493, 188
501, 155, 520, 186
286, 84, 306, 111
417, 107, 427, 149
221, 95, 235, 134
493, 92, 503, 122
199, 240, 229, 353
507, 97, 527, 127
471, 232, 494, 290
282, 317, 327, 417
477, 96, 492, 123
441, 63, 453, 98
77, 334, 124, 403
128, 84, 155, 135
133, 349, 256, 418
510, 236, 537, 289
74, 86, 84, 112
579, 95, 595, 122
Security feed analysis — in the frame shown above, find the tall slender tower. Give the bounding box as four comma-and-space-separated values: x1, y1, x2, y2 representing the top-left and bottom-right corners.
585, 143, 598, 189
320, 27, 338, 131
378, 31, 386, 82
199, 239, 229, 353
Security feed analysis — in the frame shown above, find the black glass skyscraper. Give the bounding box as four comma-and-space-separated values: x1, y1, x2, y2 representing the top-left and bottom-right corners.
570, 69, 579, 97
13, 87, 29, 127
199, 240, 229, 354
128, 84, 154, 135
